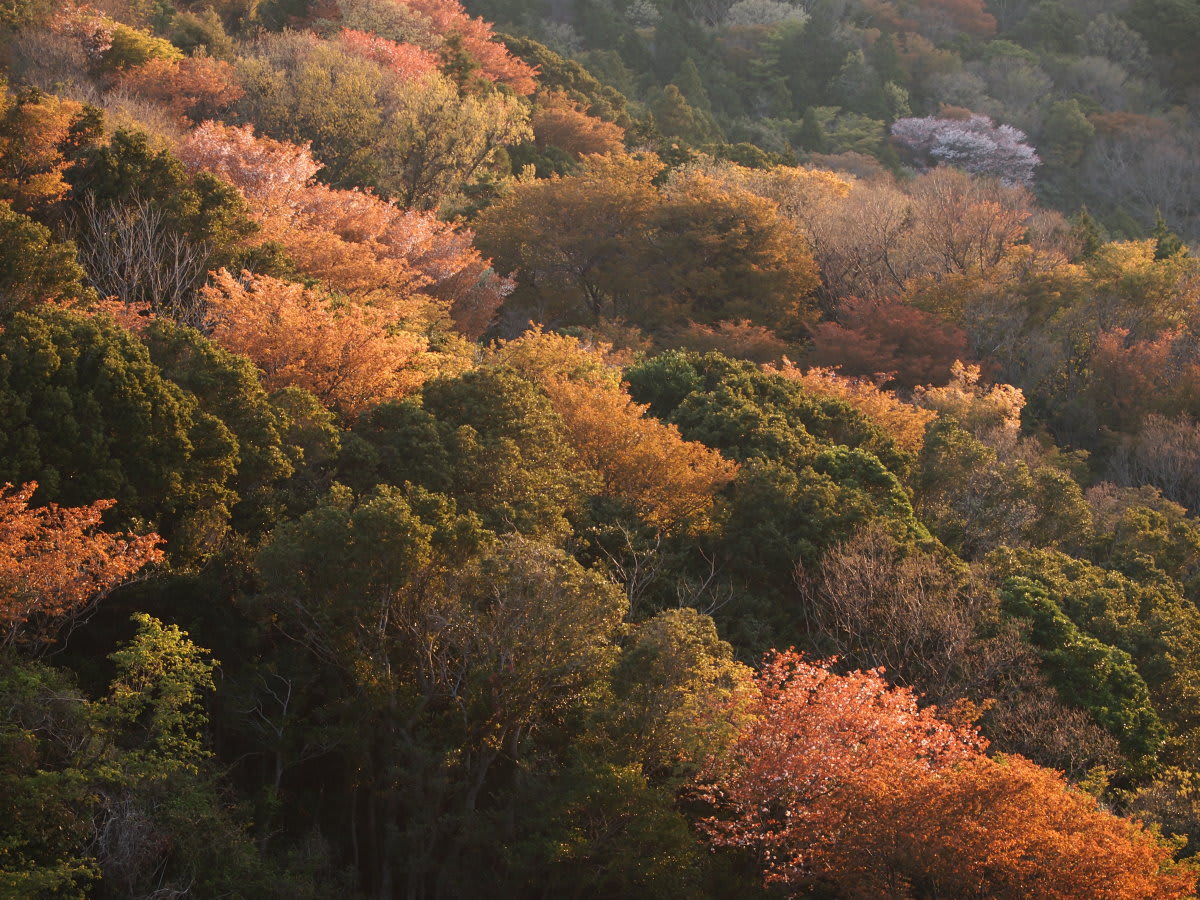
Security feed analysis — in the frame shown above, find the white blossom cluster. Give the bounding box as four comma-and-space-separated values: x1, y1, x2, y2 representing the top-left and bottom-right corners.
724, 0, 809, 27
891, 114, 1040, 187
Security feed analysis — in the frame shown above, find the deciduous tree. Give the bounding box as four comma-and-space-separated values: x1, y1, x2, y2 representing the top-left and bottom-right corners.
0, 483, 162, 648
203, 270, 430, 420
696, 650, 1196, 898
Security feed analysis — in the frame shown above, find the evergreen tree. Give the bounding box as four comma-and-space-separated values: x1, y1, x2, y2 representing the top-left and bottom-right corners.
674, 57, 712, 112
1152, 208, 1187, 259
799, 107, 828, 153
1072, 206, 1106, 259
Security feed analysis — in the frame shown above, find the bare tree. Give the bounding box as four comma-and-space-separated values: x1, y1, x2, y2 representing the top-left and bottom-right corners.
796, 523, 990, 704
1111, 413, 1200, 513
71, 193, 211, 328
796, 524, 1123, 775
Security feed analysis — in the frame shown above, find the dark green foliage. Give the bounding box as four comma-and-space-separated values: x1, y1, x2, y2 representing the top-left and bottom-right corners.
1128, 0, 1200, 91
66, 129, 258, 269
0, 619, 304, 899
0, 663, 97, 898
627, 352, 926, 647
0, 202, 93, 316
675, 57, 712, 113
1071, 206, 1106, 259
915, 422, 1094, 561
0, 307, 238, 562
169, 7, 235, 59
140, 320, 301, 533
1153, 209, 1188, 259
723, 452, 925, 576
1090, 495, 1200, 600
991, 548, 1200, 761
1042, 100, 1095, 170
349, 368, 589, 539
627, 351, 913, 477
508, 760, 710, 898
1000, 576, 1166, 769
256, 489, 636, 895
798, 106, 828, 153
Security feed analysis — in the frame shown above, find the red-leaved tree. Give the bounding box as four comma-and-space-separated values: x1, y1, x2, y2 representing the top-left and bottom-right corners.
336, 28, 441, 82
807, 296, 972, 389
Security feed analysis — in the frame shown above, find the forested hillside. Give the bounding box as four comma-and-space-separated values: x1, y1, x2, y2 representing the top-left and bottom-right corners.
3, 0, 1200, 896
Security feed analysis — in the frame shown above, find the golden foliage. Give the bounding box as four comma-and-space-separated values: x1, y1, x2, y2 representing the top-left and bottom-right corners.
0, 90, 85, 214
487, 328, 737, 529
532, 91, 626, 157
547, 377, 738, 529
483, 325, 624, 387
914, 360, 1025, 438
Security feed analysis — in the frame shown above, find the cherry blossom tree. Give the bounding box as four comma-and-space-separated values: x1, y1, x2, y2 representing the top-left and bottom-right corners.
892, 113, 1040, 186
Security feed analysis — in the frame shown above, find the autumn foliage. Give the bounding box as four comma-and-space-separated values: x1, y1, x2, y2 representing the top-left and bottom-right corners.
531, 91, 625, 158
697, 651, 1197, 899
771, 362, 937, 453
0, 482, 162, 647
116, 56, 244, 122
0, 89, 85, 214
807, 296, 973, 389
486, 329, 737, 529
203, 270, 430, 419
336, 28, 440, 82
546, 378, 737, 529
1086, 328, 1200, 433
177, 122, 509, 336
395, 0, 538, 94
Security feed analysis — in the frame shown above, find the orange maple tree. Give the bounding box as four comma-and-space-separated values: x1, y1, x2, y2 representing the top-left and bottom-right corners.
697, 650, 1197, 899
545, 377, 737, 530
531, 91, 625, 158
0, 482, 163, 648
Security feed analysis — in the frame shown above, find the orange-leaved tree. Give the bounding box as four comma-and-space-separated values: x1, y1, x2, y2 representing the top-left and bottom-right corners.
531, 91, 626, 158
203, 270, 430, 419
0, 88, 87, 215
545, 376, 737, 530
116, 56, 244, 122
0, 482, 163, 648
696, 651, 1197, 899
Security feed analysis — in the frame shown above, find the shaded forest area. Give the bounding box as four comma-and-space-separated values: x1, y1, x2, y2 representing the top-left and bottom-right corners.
3, 0, 1200, 896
